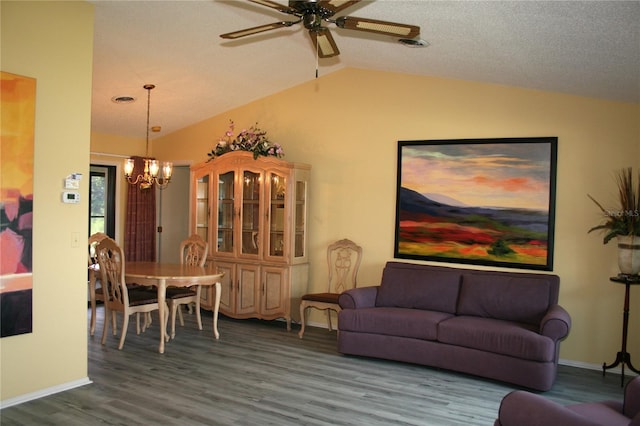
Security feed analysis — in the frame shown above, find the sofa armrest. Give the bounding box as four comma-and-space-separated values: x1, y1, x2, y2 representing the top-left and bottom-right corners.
338, 286, 379, 309
496, 390, 601, 426
540, 304, 571, 341
624, 376, 640, 419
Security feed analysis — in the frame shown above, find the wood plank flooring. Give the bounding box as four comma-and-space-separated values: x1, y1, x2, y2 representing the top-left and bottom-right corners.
0, 307, 631, 425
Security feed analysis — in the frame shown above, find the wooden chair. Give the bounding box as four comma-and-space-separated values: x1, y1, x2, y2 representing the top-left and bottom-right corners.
95, 236, 167, 350
166, 234, 209, 339
88, 232, 113, 336
298, 238, 362, 338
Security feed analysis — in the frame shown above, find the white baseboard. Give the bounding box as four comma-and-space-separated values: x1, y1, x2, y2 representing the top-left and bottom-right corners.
0, 377, 92, 410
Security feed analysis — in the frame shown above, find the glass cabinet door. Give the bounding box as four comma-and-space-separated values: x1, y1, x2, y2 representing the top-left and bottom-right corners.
294, 179, 307, 258
268, 172, 286, 259
241, 170, 261, 256
195, 174, 209, 244
217, 171, 234, 254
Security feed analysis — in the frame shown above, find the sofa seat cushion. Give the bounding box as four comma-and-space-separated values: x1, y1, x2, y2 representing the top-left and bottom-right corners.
375, 263, 461, 313
339, 307, 453, 341
438, 316, 555, 362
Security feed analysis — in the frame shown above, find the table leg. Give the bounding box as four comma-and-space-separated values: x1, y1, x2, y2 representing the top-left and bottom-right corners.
158, 279, 167, 354
602, 282, 640, 386
213, 282, 220, 339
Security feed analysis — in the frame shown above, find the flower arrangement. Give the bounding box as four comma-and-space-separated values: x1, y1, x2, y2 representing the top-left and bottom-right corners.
207, 120, 284, 161
588, 167, 640, 244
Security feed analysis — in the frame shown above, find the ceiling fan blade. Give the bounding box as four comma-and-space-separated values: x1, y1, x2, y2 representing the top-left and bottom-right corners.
220, 21, 297, 39
308, 27, 340, 58
335, 16, 420, 38
248, 0, 295, 14
322, 0, 361, 14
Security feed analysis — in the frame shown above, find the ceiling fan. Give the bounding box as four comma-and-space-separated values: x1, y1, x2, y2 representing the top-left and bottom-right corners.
220, 0, 421, 58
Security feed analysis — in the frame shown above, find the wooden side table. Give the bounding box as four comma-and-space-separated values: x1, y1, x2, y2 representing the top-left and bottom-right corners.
602, 274, 640, 387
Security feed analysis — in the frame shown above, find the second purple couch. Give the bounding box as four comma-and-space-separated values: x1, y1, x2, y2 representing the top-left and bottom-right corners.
337, 261, 571, 391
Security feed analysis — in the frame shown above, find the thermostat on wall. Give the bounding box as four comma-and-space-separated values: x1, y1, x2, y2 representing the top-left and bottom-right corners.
62, 191, 80, 204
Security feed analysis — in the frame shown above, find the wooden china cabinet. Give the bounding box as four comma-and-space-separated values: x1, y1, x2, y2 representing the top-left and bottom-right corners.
190, 151, 310, 330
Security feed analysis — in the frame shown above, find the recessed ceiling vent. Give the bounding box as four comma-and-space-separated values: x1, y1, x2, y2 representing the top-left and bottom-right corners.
111, 95, 136, 104
399, 38, 430, 48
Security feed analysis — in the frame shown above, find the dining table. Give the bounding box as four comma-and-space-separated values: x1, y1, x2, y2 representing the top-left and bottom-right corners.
124, 261, 224, 354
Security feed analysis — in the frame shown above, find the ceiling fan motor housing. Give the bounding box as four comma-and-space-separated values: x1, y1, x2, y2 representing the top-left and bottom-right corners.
303, 13, 323, 29
291, 0, 337, 20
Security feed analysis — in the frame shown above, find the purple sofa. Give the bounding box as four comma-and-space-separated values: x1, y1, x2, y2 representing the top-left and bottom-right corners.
337, 261, 571, 391
494, 376, 640, 426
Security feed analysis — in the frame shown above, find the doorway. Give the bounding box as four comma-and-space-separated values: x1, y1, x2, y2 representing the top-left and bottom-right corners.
156, 165, 190, 263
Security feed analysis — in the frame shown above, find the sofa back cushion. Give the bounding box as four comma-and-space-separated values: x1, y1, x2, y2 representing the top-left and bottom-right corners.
457, 272, 559, 325
375, 262, 461, 313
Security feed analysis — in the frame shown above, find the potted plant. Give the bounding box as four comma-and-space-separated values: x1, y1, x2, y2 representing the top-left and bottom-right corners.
588, 167, 640, 275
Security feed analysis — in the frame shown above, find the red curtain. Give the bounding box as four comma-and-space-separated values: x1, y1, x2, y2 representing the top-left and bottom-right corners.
125, 156, 156, 261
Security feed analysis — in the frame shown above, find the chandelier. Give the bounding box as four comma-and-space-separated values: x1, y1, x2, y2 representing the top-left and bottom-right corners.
123, 84, 172, 190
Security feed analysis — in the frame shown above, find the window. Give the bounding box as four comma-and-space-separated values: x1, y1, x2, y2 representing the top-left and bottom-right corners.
89, 165, 116, 237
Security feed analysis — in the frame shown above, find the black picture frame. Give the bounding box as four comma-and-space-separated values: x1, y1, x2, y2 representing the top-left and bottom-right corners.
394, 137, 557, 271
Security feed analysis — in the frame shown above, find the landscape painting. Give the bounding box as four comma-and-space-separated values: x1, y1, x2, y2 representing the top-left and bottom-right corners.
395, 138, 557, 270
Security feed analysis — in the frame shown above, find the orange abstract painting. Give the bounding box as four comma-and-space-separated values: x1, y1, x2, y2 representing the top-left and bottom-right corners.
1, 71, 35, 337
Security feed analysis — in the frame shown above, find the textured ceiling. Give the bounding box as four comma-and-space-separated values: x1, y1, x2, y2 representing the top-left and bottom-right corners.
90, 0, 640, 140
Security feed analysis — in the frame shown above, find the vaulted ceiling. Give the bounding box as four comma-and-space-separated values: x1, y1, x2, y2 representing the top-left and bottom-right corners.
90, 0, 640, 140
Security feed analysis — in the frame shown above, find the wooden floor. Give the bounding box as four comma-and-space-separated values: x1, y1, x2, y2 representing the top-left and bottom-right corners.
1, 307, 630, 425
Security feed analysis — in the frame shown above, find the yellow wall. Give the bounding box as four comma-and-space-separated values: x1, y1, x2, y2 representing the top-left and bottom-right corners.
1, 1, 94, 402
153, 68, 640, 368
